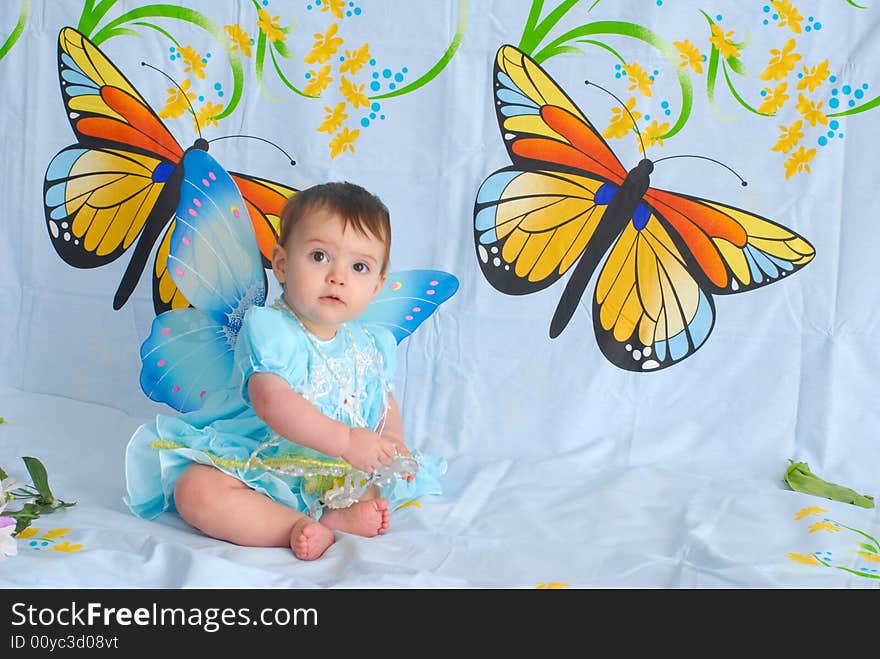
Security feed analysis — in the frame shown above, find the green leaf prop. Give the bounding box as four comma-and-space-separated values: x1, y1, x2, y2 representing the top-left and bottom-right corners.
785, 460, 875, 508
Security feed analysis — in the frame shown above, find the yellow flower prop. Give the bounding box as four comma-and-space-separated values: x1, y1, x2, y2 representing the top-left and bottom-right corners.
794, 505, 828, 520
536, 582, 571, 589
340, 44, 371, 75
304, 65, 333, 96
786, 552, 821, 566
193, 101, 223, 132
808, 520, 840, 534
602, 97, 642, 139
257, 9, 285, 44
51, 541, 83, 553
339, 76, 370, 109
784, 146, 816, 178
158, 78, 196, 119
771, 0, 803, 34
178, 46, 206, 80
795, 93, 828, 127
623, 62, 653, 97
329, 127, 360, 158
305, 23, 343, 64
321, 0, 345, 19
709, 24, 741, 60
757, 83, 789, 115
225, 24, 252, 58
318, 102, 348, 134
797, 60, 830, 93
642, 119, 669, 149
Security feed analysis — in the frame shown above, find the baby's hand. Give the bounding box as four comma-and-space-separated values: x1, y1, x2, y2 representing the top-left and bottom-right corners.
342, 427, 396, 473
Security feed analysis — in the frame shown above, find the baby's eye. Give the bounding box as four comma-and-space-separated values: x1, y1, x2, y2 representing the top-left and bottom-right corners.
310, 251, 326, 263
353, 262, 369, 273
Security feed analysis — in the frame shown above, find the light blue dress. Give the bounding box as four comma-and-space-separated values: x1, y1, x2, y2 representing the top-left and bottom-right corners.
124, 305, 446, 520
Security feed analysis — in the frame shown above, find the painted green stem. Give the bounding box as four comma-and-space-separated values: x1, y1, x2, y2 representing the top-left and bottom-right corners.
722, 59, 769, 116
828, 93, 880, 117
370, 0, 467, 100
0, 0, 30, 62
518, 0, 544, 52
520, 0, 581, 56
78, 0, 118, 36
269, 45, 309, 98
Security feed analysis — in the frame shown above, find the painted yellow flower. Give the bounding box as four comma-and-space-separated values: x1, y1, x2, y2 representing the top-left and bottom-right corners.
642, 119, 669, 149
193, 101, 223, 132
225, 24, 252, 58
536, 582, 571, 589
771, 0, 803, 34
178, 46, 206, 80
709, 24, 741, 60
623, 62, 653, 97
16, 527, 39, 539
795, 93, 828, 127
52, 541, 83, 553
257, 9, 285, 44
797, 60, 830, 92
340, 43, 371, 75
857, 551, 880, 564
45, 528, 71, 539
673, 39, 703, 74
318, 102, 348, 134
158, 78, 196, 119
757, 82, 789, 115
304, 65, 333, 96
773, 120, 804, 153
786, 552, 821, 566
396, 500, 423, 511
794, 505, 827, 520
808, 520, 839, 534
321, 0, 345, 19
339, 76, 370, 109
760, 39, 801, 81
602, 97, 642, 140
305, 23, 343, 64
784, 146, 815, 179
329, 127, 360, 158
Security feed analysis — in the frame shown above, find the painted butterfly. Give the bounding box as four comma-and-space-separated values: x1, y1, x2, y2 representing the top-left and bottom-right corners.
43, 27, 294, 314
139, 148, 459, 412
474, 45, 815, 372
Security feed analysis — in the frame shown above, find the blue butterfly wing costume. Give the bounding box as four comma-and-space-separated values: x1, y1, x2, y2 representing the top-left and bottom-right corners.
126, 151, 452, 520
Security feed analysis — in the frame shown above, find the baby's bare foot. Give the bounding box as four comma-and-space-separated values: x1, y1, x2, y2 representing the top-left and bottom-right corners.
290, 517, 335, 560
320, 498, 390, 537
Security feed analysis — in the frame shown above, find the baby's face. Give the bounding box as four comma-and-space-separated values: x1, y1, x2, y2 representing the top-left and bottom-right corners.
273, 206, 387, 339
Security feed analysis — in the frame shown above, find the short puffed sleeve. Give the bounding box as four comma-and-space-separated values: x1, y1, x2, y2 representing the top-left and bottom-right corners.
234, 306, 308, 405
365, 324, 398, 385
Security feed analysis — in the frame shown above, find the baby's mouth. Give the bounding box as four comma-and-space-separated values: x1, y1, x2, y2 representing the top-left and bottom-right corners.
320, 294, 344, 305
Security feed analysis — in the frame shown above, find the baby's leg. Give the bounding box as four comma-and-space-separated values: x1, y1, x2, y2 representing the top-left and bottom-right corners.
173, 464, 333, 560
319, 485, 390, 537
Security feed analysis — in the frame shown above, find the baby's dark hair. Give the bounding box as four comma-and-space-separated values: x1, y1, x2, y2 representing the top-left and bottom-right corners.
278, 182, 391, 272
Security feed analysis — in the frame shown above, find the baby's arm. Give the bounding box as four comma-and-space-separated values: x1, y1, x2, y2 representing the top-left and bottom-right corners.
381, 395, 415, 483
248, 372, 396, 472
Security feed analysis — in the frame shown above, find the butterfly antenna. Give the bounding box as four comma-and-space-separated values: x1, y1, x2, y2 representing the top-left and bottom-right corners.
585, 79, 646, 156
209, 135, 297, 166
653, 154, 748, 186
141, 61, 202, 140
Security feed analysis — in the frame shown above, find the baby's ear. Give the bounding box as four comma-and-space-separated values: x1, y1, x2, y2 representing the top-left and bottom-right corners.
373, 272, 387, 297
270, 243, 287, 285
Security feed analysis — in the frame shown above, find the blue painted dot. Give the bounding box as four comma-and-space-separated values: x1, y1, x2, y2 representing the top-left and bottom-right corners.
369, 58, 376, 65
389, 83, 396, 90
218, 91, 224, 97
354, 7, 361, 14
855, 89, 864, 99
644, 114, 651, 120
772, 13, 778, 20
863, 83, 869, 89
664, 109, 671, 115
814, 22, 821, 30
350, 1, 354, 5
830, 120, 839, 129
169, 55, 175, 61
760, 90, 767, 97
402, 67, 408, 73
653, 70, 658, 76
797, 73, 803, 78
370, 81, 380, 91
849, 99, 856, 107
206, 53, 211, 58
830, 75, 837, 82
170, 46, 176, 52
763, 5, 770, 12
316, 0, 321, 4
360, 118, 370, 127
615, 64, 621, 70
198, 95, 204, 102
41, 541, 48, 547
201, 58, 207, 64
372, 72, 379, 79
656, 0, 662, 6
763, 19, 769, 25
346, 10, 352, 16
661, 100, 669, 108
829, 97, 839, 108
649, 76, 655, 81
382, 68, 392, 78
832, 88, 838, 95
716, 14, 722, 21
843, 85, 852, 94
263, 0, 268, 4
371, 102, 380, 111
805, 26, 811, 32
615, 73, 621, 79
809, 16, 813, 21
214, 82, 222, 89
394, 72, 404, 82
29, 541, 37, 547
307, 4, 312, 9
838, 133, 844, 138
380, 114, 385, 120
622, 70, 627, 76
370, 112, 376, 119
339, 56, 345, 62
827, 130, 834, 138
305, 72, 311, 79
